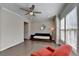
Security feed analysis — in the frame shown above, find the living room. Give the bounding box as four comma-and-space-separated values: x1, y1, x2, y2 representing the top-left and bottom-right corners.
0, 3, 79, 56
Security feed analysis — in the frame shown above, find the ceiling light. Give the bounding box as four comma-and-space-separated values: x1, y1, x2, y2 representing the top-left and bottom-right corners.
29, 12, 33, 15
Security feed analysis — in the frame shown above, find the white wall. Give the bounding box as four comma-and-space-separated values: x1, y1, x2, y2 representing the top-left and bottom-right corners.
31, 20, 52, 35
0, 7, 30, 51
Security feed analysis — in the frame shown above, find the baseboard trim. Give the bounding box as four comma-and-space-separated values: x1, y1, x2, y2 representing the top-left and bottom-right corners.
0, 40, 24, 51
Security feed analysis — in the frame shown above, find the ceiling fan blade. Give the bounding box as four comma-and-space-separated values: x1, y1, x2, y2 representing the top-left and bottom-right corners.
25, 12, 29, 15
33, 11, 42, 14
20, 8, 29, 11
32, 5, 35, 9
30, 5, 35, 11
33, 13, 36, 16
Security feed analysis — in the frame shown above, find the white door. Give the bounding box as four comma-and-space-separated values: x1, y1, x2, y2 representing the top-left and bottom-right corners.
24, 22, 28, 39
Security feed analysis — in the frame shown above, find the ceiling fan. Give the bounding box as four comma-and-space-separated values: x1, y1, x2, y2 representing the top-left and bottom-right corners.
20, 5, 42, 16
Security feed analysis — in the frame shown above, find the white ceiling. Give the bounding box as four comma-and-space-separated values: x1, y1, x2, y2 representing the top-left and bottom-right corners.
0, 3, 66, 21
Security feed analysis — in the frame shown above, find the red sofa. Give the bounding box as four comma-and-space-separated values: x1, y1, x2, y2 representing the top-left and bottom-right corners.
31, 44, 72, 56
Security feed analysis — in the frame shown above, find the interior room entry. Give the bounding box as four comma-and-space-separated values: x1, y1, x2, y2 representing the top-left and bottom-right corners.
24, 22, 29, 39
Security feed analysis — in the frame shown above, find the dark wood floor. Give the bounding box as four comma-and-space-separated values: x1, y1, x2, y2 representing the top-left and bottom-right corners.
0, 39, 75, 56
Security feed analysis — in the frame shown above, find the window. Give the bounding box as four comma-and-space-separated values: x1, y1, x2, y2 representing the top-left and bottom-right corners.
66, 7, 77, 50
60, 7, 77, 50
60, 18, 65, 42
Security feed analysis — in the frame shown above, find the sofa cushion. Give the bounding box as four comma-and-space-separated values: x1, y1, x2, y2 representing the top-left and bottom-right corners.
37, 48, 53, 56
31, 52, 40, 56
51, 45, 72, 56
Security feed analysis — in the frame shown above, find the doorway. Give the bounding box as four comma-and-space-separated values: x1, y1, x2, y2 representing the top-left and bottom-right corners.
24, 22, 29, 40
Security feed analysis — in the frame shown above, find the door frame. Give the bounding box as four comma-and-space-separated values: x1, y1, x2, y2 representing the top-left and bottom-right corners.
24, 21, 30, 40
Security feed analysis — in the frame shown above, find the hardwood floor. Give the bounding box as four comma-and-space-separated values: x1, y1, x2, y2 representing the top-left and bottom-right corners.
0, 39, 58, 56
0, 39, 75, 56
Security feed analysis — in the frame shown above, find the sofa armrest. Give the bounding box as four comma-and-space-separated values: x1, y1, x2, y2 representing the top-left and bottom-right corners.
31, 52, 39, 56
46, 46, 55, 52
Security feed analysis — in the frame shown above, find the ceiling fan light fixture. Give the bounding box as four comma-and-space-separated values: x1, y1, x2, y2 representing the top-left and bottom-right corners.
29, 12, 33, 15
20, 5, 41, 16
